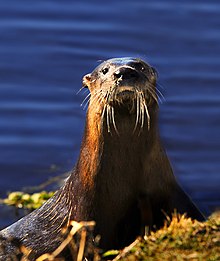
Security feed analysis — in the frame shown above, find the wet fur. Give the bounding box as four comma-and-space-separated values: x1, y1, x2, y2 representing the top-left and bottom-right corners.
0, 58, 205, 259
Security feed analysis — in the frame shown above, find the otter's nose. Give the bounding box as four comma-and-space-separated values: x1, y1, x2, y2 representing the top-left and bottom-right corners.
114, 67, 139, 80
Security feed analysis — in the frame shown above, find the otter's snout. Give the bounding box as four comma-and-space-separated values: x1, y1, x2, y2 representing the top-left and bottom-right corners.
114, 67, 139, 81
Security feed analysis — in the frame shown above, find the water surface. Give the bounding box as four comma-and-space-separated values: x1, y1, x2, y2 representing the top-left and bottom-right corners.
0, 0, 220, 228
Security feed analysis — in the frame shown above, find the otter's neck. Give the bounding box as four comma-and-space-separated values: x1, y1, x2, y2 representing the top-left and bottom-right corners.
73, 105, 104, 190
74, 104, 158, 195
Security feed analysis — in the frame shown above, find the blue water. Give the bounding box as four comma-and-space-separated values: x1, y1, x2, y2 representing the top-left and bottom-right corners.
0, 0, 220, 228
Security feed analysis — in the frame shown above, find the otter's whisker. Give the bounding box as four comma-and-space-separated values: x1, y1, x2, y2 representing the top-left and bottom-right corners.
105, 91, 113, 134
155, 86, 165, 102
140, 99, 145, 130
99, 91, 109, 132
141, 93, 150, 130
156, 82, 166, 92
86, 90, 105, 111
144, 103, 150, 130
136, 93, 144, 137
106, 105, 111, 134
83, 99, 91, 110
111, 106, 119, 135
83, 94, 98, 110
133, 91, 140, 134
81, 92, 91, 108
152, 82, 165, 103
93, 93, 107, 115
139, 92, 144, 132
101, 104, 107, 127
96, 92, 105, 106
76, 86, 87, 95
147, 85, 159, 104
89, 90, 103, 108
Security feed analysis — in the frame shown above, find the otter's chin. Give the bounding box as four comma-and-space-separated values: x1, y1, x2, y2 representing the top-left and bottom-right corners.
116, 88, 135, 101
108, 94, 135, 113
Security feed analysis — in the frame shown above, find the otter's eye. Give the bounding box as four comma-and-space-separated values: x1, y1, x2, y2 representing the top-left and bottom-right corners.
102, 68, 109, 75
135, 62, 146, 72
140, 66, 146, 72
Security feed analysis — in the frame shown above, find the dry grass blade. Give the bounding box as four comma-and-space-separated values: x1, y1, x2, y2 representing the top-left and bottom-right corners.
77, 228, 87, 261
36, 221, 95, 261
112, 238, 140, 261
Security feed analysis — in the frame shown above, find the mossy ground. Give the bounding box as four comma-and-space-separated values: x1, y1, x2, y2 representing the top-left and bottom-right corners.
1, 192, 220, 260
2, 191, 55, 210
107, 212, 220, 261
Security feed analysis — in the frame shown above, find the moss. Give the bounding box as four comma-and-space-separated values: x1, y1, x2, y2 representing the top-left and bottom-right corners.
111, 213, 220, 261
3, 191, 54, 210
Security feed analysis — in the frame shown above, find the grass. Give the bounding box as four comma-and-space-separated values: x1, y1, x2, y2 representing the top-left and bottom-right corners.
1, 192, 220, 260
2, 191, 55, 210
108, 212, 220, 261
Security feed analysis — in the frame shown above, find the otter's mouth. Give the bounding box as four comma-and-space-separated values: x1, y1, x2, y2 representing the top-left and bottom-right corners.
104, 86, 151, 134
115, 86, 135, 100
116, 91, 134, 102
108, 85, 136, 109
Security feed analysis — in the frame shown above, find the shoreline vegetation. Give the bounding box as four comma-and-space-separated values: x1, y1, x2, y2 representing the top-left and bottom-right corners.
1, 191, 219, 260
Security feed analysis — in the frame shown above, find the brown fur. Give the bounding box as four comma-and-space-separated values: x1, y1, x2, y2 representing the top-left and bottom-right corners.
0, 58, 205, 259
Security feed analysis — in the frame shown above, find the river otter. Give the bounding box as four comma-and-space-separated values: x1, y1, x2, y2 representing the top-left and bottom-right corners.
0, 57, 204, 259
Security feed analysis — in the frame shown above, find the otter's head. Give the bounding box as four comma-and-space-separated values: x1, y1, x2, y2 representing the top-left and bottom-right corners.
82, 57, 159, 133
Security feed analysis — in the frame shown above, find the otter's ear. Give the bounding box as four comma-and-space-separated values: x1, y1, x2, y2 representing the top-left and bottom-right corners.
151, 67, 158, 78
82, 74, 92, 88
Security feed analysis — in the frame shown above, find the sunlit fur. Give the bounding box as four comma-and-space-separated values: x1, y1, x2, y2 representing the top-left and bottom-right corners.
0, 58, 205, 260
81, 57, 163, 135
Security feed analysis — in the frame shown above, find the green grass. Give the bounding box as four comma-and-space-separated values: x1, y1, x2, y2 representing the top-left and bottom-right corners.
3, 191, 54, 210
